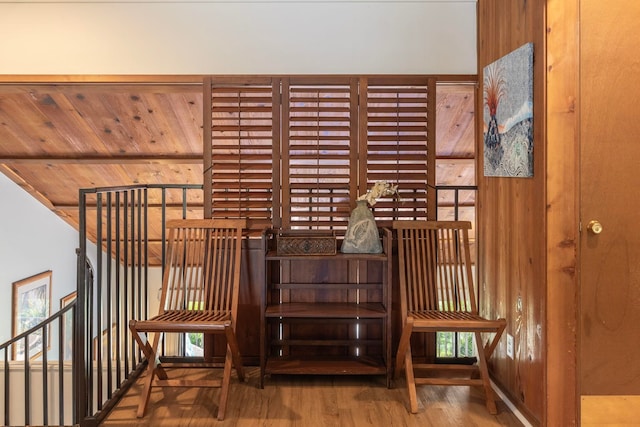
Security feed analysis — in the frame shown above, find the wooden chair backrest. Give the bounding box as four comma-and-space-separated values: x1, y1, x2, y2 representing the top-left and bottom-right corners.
393, 220, 477, 316
158, 219, 245, 319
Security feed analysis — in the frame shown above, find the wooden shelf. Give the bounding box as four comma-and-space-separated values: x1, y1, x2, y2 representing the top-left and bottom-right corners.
270, 339, 381, 346
273, 282, 382, 290
265, 250, 388, 261
265, 356, 387, 376
265, 302, 387, 318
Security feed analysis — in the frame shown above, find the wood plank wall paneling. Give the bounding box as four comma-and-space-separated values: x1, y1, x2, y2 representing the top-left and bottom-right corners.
477, 0, 547, 425
545, 0, 579, 426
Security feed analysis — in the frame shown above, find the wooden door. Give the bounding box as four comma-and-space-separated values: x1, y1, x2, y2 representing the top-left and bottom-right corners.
580, 0, 640, 421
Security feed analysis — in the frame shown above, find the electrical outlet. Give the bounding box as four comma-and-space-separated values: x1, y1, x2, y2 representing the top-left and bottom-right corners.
506, 333, 514, 359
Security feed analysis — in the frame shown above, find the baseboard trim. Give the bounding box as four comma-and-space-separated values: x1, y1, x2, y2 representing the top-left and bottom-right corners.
491, 379, 534, 427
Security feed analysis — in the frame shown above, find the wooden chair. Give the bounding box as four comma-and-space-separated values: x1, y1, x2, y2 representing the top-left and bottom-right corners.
393, 220, 506, 414
129, 219, 246, 420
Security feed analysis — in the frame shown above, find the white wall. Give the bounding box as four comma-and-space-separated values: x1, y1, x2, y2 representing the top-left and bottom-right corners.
0, 173, 79, 343
0, 361, 128, 426
0, 0, 477, 74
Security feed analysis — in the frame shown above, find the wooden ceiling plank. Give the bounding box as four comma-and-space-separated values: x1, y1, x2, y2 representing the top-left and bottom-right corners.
62, 90, 137, 155
29, 89, 114, 155
54, 203, 205, 210
435, 86, 475, 158
114, 92, 171, 151
0, 98, 42, 154
0, 95, 62, 156
173, 92, 204, 147
141, 92, 203, 154
5, 163, 203, 203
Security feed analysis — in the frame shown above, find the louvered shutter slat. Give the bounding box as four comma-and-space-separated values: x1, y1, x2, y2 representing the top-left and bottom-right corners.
209, 82, 276, 233
365, 80, 432, 224
282, 80, 355, 230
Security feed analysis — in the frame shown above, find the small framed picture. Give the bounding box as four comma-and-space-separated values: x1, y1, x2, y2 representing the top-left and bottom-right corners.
12, 270, 52, 360
60, 291, 77, 361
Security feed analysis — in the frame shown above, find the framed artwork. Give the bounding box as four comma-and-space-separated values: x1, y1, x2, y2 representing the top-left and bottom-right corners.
12, 270, 52, 360
60, 291, 77, 361
483, 42, 534, 177
92, 323, 118, 361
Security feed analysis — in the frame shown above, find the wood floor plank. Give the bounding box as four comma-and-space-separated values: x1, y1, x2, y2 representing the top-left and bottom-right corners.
581, 395, 640, 426
100, 367, 524, 427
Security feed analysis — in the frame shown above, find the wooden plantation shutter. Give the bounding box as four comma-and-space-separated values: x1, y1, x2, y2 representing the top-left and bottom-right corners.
205, 75, 443, 233
281, 77, 357, 230
362, 77, 436, 225
206, 77, 279, 234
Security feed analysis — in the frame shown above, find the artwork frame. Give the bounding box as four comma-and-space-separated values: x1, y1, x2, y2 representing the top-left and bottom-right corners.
12, 270, 52, 360
483, 42, 534, 177
60, 291, 77, 361
92, 323, 118, 361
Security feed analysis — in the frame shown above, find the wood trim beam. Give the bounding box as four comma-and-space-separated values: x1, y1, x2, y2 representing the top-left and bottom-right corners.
53, 200, 474, 212
0, 74, 475, 88
203, 76, 212, 218
0, 75, 205, 84
426, 77, 437, 221
0, 164, 57, 210
0, 155, 203, 164
0, 74, 476, 84
546, 0, 580, 425
54, 203, 205, 210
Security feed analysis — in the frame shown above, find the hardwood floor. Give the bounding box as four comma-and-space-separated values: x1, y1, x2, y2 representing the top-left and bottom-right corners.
100, 367, 525, 427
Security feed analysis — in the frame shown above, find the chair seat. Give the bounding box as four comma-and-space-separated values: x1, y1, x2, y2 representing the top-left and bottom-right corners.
132, 310, 231, 333
409, 311, 506, 332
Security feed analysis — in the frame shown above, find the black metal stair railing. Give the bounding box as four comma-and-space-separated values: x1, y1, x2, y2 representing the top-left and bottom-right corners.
75, 184, 203, 426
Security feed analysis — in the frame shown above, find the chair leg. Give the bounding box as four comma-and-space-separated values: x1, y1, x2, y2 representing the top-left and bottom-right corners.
475, 331, 498, 415
135, 331, 164, 418
483, 324, 506, 361
394, 317, 414, 380
225, 325, 245, 381
404, 346, 419, 413
216, 346, 234, 421
129, 322, 168, 380
136, 359, 156, 418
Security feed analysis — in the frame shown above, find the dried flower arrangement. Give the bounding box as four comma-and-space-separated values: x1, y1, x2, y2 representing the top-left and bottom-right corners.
357, 181, 399, 206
